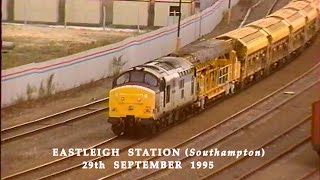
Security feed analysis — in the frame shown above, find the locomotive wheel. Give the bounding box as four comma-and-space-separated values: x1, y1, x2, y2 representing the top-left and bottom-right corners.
112, 124, 123, 136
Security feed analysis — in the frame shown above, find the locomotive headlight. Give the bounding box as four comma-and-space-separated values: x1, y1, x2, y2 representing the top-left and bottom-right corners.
137, 97, 141, 102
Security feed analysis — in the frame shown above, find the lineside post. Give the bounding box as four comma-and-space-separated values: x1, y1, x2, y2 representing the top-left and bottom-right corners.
228, 0, 232, 24
176, 0, 182, 50
64, 0, 67, 28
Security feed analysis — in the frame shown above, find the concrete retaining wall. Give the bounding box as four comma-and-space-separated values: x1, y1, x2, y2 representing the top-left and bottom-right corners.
1, 0, 239, 108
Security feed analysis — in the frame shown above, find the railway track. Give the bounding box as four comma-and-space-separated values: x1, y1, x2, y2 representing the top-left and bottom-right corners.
298, 168, 320, 180
201, 116, 311, 180
3, 58, 318, 180
237, 138, 311, 180
34, 107, 212, 180
1, 98, 108, 143
96, 63, 320, 179
239, 0, 263, 27
2, 135, 119, 180
266, 0, 280, 16
3, 63, 318, 180
240, 0, 284, 27
2, 89, 201, 178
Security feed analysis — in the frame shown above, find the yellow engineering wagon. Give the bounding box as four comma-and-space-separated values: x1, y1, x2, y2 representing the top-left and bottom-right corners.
216, 27, 269, 86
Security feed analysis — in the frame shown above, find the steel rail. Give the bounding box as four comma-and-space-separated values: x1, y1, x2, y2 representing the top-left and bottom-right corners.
1, 135, 118, 180
99, 63, 320, 180
238, 136, 311, 179
4, 94, 204, 179
200, 115, 311, 179
266, 0, 280, 16
1, 107, 108, 143
134, 82, 317, 180
4, 62, 319, 180
1, 97, 108, 132
1, 98, 108, 143
297, 168, 319, 180
239, 0, 264, 28
37, 109, 207, 180
36, 101, 220, 180
37, 137, 149, 180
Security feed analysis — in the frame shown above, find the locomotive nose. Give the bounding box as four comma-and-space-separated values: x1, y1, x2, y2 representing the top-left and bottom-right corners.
108, 85, 155, 120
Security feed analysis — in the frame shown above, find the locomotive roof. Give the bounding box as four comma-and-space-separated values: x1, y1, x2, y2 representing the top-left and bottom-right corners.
176, 39, 233, 63
129, 56, 193, 79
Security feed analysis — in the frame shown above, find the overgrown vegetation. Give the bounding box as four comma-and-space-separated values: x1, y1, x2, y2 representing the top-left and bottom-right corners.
26, 84, 36, 100
112, 55, 127, 76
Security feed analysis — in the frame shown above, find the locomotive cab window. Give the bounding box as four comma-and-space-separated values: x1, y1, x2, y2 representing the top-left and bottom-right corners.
145, 73, 158, 86
114, 71, 159, 87
130, 71, 144, 82
115, 73, 129, 86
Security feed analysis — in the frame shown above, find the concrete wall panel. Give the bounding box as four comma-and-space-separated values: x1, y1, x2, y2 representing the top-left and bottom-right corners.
66, 0, 101, 24
14, 0, 59, 22
113, 1, 149, 26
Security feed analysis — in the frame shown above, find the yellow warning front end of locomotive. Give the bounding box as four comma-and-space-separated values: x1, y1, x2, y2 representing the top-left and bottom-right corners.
108, 85, 155, 120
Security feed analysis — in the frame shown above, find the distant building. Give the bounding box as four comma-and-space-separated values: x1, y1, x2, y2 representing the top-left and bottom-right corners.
112, 0, 196, 27
2, 0, 218, 27
154, 0, 195, 26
